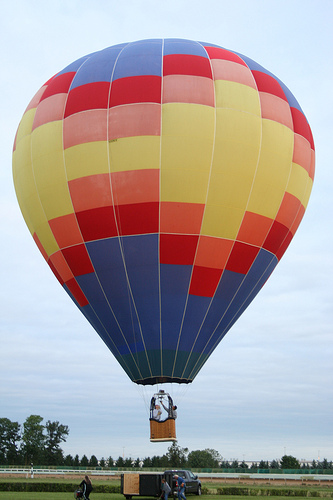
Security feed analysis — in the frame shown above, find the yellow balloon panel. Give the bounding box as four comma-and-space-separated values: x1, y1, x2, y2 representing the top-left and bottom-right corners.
208, 109, 261, 210
214, 108, 262, 154
65, 141, 109, 180
160, 167, 210, 205
206, 169, 252, 211
13, 137, 59, 255
31, 123, 73, 220
162, 102, 215, 140
31, 120, 63, 158
161, 135, 213, 174
247, 120, 294, 219
13, 139, 40, 236
33, 150, 67, 192
286, 162, 311, 202
34, 218, 59, 256
109, 136, 161, 172
161, 103, 214, 204
201, 204, 245, 239
12, 137, 33, 193
38, 182, 73, 222
15, 108, 36, 145
214, 80, 261, 116
301, 178, 313, 209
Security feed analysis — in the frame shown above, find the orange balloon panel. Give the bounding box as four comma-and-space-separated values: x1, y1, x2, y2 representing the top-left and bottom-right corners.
13, 39, 315, 385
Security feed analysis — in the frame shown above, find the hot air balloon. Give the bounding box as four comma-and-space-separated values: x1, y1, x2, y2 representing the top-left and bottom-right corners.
13, 39, 314, 440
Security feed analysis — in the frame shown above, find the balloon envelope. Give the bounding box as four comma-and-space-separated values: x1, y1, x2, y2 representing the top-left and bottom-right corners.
13, 39, 315, 385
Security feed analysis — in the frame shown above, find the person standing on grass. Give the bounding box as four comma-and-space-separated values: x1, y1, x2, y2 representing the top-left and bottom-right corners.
79, 475, 93, 499
161, 477, 171, 499
174, 475, 186, 500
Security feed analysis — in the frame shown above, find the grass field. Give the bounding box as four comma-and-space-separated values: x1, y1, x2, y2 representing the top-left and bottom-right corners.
0, 477, 332, 499
0, 495, 314, 500
0, 493, 332, 500
0, 494, 124, 500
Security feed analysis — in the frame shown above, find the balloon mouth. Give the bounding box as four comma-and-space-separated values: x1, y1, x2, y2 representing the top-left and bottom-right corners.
134, 376, 193, 386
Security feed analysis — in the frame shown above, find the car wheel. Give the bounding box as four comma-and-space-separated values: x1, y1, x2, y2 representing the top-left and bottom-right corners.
196, 485, 202, 495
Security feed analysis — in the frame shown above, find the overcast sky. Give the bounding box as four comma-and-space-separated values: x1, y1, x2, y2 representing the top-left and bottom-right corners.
1, 0, 332, 464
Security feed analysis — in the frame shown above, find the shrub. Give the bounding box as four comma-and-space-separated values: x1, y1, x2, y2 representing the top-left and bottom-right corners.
0, 482, 121, 493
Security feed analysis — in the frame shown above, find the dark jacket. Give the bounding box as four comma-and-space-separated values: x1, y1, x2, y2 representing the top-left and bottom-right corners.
80, 480, 93, 498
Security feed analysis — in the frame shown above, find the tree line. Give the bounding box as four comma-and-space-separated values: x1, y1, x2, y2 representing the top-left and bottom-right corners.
1, 416, 332, 470
0, 415, 69, 465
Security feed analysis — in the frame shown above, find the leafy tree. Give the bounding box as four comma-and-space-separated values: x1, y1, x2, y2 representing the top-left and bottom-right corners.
280, 455, 300, 469
20, 415, 45, 464
44, 420, 69, 465
270, 459, 280, 469
99, 457, 106, 467
239, 460, 249, 469
64, 454, 74, 466
106, 456, 114, 467
318, 458, 330, 470
188, 449, 221, 468
231, 460, 239, 469
0, 418, 21, 465
142, 456, 152, 467
73, 454, 80, 466
259, 460, 269, 469
123, 457, 132, 467
220, 460, 231, 469
150, 455, 161, 467
80, 454, 89, 466
160, 454, 169, 468
116, 456, 125, 467
89, 454, 98, 467
207, 449, 222, 464
249, 462, 258, 471
166, 441, 188, 467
